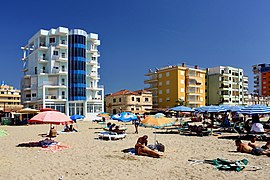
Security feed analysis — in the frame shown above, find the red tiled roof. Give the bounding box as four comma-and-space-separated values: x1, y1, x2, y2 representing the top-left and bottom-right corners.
109, 89, 138, 97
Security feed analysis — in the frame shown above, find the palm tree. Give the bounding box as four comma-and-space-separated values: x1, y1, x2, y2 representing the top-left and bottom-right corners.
175, 98, 185, 106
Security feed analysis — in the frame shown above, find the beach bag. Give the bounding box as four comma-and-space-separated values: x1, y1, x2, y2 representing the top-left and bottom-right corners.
155, 141, 165, 152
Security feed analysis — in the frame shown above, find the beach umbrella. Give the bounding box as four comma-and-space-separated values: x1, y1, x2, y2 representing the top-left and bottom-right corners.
240, 105, 270, 115
18, 108, 39, 113
230, 106, 244, 112
219, 105, 231, 111
111, 112, 137, 122
141, 114, 175, 142
18, 108, 39, 122
39, 108, 59, 112
97, 112, 110, 118
29, 111, 73, 125
70, 114, 85, 121
170, 106, 195, 112
204, 105, 227, 113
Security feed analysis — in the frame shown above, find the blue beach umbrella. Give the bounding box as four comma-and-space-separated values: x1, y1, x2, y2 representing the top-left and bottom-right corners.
205, 105, 227, 113
70, 114, 85, 121
111, 112, 138, 122
240, 105, 270, 115
170, 106, 195, 112
219, 105, 231, 111
230, 106, 244, 112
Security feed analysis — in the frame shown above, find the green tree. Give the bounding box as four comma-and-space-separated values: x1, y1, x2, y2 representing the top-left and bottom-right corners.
175, 98, 185, 106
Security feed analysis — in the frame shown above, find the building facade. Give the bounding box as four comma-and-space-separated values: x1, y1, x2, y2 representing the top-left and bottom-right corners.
0, 82, 23, 112
253, 63, 270, 96
206, 66, 249, 105
105, 89, 152, 115
21, 27, 104, 119
144, 64, 206, 109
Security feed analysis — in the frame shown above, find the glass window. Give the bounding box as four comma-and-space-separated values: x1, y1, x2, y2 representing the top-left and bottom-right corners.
53, 51, 58, 56
49, 37, 55, 43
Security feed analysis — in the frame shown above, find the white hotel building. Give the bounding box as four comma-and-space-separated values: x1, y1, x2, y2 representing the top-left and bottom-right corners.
21, 27, 104, 119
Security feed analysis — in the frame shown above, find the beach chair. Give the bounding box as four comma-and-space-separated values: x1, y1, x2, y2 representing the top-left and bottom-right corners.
98, 131, 126, 140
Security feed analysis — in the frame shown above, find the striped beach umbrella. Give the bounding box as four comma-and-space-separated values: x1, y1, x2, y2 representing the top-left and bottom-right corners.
230, 106, 244, 112
240, 105, 270, 115
203, 105, 227, 113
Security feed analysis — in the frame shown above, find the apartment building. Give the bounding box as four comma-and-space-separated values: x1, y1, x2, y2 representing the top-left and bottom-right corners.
144, 64, 206, 109
105, 89, 152, 115
21, 27, 104, 119
0, 82, 23, 112
206, 66, 249, 105
253, 63, 270, 96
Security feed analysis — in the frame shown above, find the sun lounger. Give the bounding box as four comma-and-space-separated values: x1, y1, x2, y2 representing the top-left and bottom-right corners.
98, 131, 126, 140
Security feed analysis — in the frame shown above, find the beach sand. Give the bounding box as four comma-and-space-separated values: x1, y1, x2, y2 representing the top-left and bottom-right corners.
0, 121, 270, 180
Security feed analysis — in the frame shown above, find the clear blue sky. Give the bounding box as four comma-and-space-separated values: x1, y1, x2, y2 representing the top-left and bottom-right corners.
0, 0, 269, 94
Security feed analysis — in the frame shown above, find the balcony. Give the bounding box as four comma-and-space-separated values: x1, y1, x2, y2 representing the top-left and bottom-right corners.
56, 55, 68, 62
87, 60, 97, 65
38, 56, 48, 63
56, 41, 68, 49
144, 79, 158, 83
23, 85, 31, 90
45, 95, 66, 101
38, 43, 48, 50
51, 69, 68, 75
86, 48, 98, 53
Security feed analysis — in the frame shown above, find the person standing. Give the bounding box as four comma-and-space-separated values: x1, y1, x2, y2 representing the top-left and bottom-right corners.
134, 115, 141, 134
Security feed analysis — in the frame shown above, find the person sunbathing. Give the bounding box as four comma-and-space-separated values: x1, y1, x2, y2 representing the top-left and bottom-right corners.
235, 139, 270, 156
112, 126, 124, 134
135, 135, 162, 158
248, 135, 260, 149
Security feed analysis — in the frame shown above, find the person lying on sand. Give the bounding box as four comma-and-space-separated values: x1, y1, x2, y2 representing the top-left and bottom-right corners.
235, 139, 270, 156
248, 135, 260, 149
135, 135, 162, 158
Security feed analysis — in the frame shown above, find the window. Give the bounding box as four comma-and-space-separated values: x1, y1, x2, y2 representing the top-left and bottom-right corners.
136, 108, 139, 110
131, 108, 134, 111
166, 80, 170, 85
61, 53, 66, 58
91, 57, 96, 60
166, 89, 170, 94
53, 51, 59, 56
145, 98, 149, 102
49, 37, 55, 43
132, 97, 134, 101
159, 82, 162, 86
159, 74, 162, 78
180, 88, 184, 92
180, 79, 184, 84
159, 90, 162, 94
136, 98, 140, 102
180, 71, 185, 75
119, 98, 121, 102
61, 78, 65, 85
166, 97, 170, 102
159, 98, 162, 102
166, 72, 170, 77
113, 98, 116, 103
32, 93, 36, 97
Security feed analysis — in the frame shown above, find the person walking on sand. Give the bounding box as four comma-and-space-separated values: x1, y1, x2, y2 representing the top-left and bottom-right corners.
134, 115, 141, 134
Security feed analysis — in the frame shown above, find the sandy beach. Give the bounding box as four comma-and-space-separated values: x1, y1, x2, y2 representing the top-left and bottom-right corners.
0, 121, 270, 180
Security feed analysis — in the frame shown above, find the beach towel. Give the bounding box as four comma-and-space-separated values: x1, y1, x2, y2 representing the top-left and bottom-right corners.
41, 143, 70, 153
0, 129, 8, 137
189, 158, 255, 172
